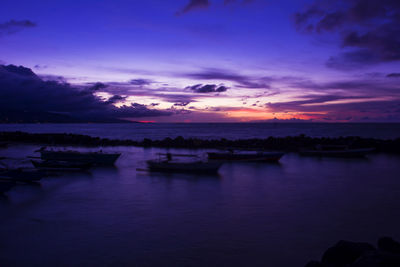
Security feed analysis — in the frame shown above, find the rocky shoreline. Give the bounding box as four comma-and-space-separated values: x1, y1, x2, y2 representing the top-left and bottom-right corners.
0, 131, 400, 153
306, 237, 400, 267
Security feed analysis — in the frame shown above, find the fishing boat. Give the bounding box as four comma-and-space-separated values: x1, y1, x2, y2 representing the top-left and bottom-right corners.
299, 145, 374, 158
31, 160, 93, 171
146, 153, 222, 174
38, 148, 121, 165
207, 150, 284, 162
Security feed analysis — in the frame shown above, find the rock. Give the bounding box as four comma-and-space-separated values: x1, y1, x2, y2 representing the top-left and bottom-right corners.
352, 250, 400, 267
321, 240, 376, 266
352, 250, 382, 267
304, 260, 322, 267
378, 237, 400, 254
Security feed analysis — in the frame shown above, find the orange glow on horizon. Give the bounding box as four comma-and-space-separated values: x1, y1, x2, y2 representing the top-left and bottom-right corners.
223, 108, 327, 121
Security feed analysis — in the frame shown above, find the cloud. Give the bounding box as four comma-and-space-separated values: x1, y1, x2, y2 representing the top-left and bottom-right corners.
88, 82, 108, 91
287, 77, 400, 97
154, 94, 196, 105
187, 84, 228, 93
224, 0, 253, 5
186, 68, 247, 82
387, 73, 400, 78
325, 50, 380, 70
265, 84, 400, 122
34, 64, 47, 70
129, 79, 153, 86
0, 64, 172, 122
261, 73, 400, 122
177, 0, 253, 15
173, 102, 191, 106
39, 74, 68, 83
0, 20, 36, 36
185, 68, 270, 89
177, 0, 210, 15
295, 0, 400, 69
267, 97, 400, 122
105, 95, 126, 104
3, 64, 38, 77
224, 0, 236, 4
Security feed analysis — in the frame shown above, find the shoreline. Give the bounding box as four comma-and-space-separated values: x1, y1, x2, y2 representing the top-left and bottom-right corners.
1, 131, 400, 154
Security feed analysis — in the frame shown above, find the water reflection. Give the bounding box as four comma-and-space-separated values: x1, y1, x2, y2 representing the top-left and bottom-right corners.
0, 145, 400, 266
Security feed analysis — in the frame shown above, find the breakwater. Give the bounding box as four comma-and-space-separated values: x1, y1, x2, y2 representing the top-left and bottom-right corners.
305, 237, 400, 267
1, 131, 400, 153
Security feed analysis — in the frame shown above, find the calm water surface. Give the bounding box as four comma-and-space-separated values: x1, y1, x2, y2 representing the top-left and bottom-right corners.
1, 123, 400, 140
1, 145, 400, 266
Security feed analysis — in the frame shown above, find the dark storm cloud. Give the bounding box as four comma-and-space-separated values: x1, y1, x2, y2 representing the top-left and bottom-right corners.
187, 84, 228, 93
177, 0, 210, 15
0, 20, 36, 36
3, 64, 38, 77
295, 0, 400, 69
0, 65, 172, 122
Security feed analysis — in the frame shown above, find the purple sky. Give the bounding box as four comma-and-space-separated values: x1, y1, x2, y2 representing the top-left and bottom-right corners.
1, 0, 400, 122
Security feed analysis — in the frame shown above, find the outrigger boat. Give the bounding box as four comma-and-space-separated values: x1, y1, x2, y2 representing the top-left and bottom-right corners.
299, 145, 374, 158
0, 158, 44, 182
207, 150, 284, 162
146, 153, 223, 174
38, 148, 121, 166
31, 160, 93, 171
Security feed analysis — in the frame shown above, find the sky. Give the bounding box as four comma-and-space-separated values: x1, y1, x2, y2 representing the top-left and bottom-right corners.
1, 0, 400, 122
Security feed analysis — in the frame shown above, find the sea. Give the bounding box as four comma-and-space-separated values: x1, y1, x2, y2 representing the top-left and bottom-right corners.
1, 123, 400, 140
1, 123, 400, 266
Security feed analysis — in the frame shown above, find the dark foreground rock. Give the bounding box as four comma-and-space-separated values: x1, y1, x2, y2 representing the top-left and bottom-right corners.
378, 237, 400, 254
321, 240, 376, 266
0, 131, 400, 153
306, 237, 400, 267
